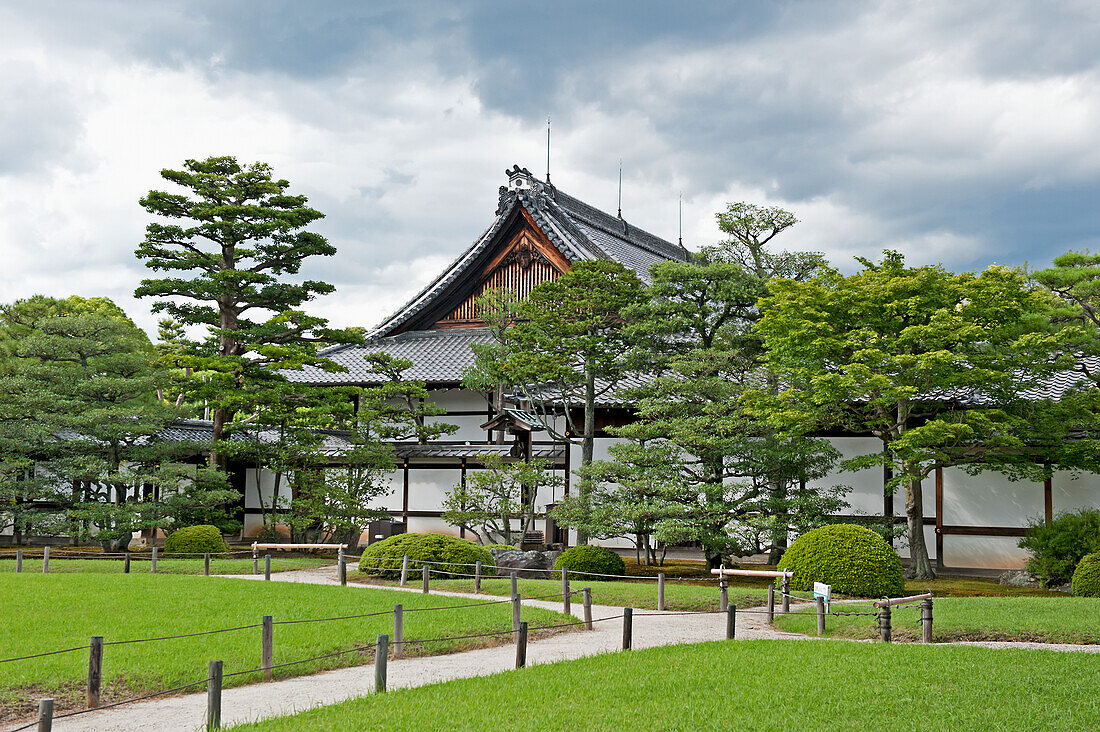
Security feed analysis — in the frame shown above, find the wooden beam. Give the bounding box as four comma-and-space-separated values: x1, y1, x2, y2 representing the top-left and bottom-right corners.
1044, 471, 1053, 525
938, 525, 1028, 537
935, 465, 944, 572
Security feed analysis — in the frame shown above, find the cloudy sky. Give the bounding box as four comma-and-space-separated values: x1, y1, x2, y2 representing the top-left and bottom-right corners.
3, 0, 1100, 337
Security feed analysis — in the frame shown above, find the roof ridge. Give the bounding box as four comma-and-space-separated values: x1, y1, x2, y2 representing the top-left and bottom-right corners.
553, 188, 685, 260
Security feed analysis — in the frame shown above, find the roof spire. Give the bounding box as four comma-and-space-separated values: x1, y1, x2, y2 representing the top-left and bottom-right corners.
617, 158, 623, 219
678, 191, 685, 252
546, 115, 551, 184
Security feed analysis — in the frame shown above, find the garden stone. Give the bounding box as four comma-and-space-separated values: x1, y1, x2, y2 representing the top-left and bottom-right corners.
997, 570, 1041, 588
491, 549, 558, 579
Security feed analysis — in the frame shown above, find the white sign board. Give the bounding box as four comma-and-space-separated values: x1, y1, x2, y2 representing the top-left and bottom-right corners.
813, 582, 831, 604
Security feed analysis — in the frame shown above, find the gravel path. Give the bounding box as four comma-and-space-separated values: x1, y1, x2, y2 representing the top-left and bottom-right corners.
38, 565, 1097, 732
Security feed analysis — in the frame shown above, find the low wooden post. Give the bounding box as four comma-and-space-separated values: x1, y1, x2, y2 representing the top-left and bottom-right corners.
339, 558, 347, 586
726, 606, 736, 640
393, 604, 403, 659
262, 616, 274, 681
622, 607, 633, 650
124, 554, 131, 574
720, 583, 729, 612
657, 573, 665, 612
582, 587, 593, 630
921, 598, 934, 644
474, 560, 482, 593
422, 563, 430, 594
512, 594, 522, 643
87, 636, 103, 708
877, 605, 892, 643
815, 597, 826, 636
42, 546, 50, 574
207, 660, 223, 730
338, 546, 345, 567
516, 621, 528, 669
36, 698, 53, 732
15, 549, 22, 573
781, 575, 790, 614
510, 571, 518, 598
151, 547, 158, 574
399, 555, 410, 586
766, 582, 775, 623
375, 634, 389, 693
264, 554, 271, 581
252, 552, 258, 576
561, 567, 570, 615
204, 553, 211, 576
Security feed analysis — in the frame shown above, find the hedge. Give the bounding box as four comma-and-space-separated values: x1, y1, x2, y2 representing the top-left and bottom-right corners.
777, 524, 905, 598
163, 525, 228, 556
552, 545, 625, 581
358, 534, 496, 578
1071, 552, 1100, 597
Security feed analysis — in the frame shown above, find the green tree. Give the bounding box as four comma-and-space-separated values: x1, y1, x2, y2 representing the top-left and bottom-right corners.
442, 455, 563, 545
135, 156, 360, 467
462, 288, 523, 419
756, 251, 1078, 579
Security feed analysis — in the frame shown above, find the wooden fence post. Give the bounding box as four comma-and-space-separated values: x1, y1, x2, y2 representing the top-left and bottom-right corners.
151, 547, 158, 574
720, 583, 728, 612
815, 597, 825, 636
252, 552, 258, 576
262, 616, 274, 681
124, 554, 131, 574
726, 606, 736, 640
339, 558, 347, 586
36, 698, 53, 732
15, 549, 22, 573
561, 567, 570, 615
375, 635, 388, 693
207, 660, 223, 731
512, 593, 522, 643
657, 573, 665, 612
393, 604, 403, 659
204, 553, 211, 576
516, 621, 528, 669
510, 571, 518, 598
622, 607, 633, 650
921, 598, 933, 644
766, 583, 775, 623
877, 605, 892, 643
42, 546, 49, 574
399, 555, 409, 586
582, 587, 593, 630
264, 554, 271, 581
87, 636, 103, 708
422, 563, 430, 594
781, 575, 790, 614
474, 560, 482, 593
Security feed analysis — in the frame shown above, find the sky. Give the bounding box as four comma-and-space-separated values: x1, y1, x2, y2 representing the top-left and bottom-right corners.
3, 0, 1100, 338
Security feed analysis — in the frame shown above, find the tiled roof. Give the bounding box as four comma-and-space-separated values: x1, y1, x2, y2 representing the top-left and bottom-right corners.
392, 443, 565, 460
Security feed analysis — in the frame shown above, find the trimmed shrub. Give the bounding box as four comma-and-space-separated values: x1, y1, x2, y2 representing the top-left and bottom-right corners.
163, 525, 228, 556
552, 545, 625, 581
777, 524, 905, 598
358, 533, 496, 578
1071, 552, 1100, 597
1019, 509, 1100, 586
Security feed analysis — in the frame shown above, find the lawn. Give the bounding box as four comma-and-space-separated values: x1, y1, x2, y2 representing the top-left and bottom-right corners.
228, 639, 1100, 731
773, 596, 1100, 644
0, 573, 571, 723
0, 555, 334, 575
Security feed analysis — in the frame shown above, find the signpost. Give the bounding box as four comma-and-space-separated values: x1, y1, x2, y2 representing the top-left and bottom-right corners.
813, 581, 831, 613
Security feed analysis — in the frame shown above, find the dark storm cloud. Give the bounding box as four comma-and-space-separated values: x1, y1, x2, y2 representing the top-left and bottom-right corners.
0, 63, 83, 174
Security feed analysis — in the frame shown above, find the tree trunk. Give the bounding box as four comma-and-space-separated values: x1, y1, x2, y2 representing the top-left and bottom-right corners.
577, 367, 597, 545
904, 462, 935, 579
209, 407, 228, 470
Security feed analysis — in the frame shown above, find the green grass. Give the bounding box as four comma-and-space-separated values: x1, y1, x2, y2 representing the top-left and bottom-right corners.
229, 639, 1100, 731
0, 573, 570, 722
774, 596, 1100, 644
0, 556, 334, 575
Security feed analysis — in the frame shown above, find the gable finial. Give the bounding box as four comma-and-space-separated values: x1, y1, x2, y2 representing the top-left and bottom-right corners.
546, 115, 551, 184
617, 158, 623, 219
679, 191, 685, 251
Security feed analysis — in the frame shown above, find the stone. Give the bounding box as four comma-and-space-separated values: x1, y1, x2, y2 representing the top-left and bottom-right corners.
490, 549, 560, 579
997, 569, 1041, 588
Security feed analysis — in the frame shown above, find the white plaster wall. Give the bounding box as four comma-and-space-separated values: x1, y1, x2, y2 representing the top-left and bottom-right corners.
941, 468, 1043, 528
429, 389, 490, 413
424, 415, 487, 442
943, 536, 1026, 569
810, 437, 886, 516
245, 469, 292, 510
374, 468, 404, 512
1052, 470, 1100, 514
407, 469, 462, 512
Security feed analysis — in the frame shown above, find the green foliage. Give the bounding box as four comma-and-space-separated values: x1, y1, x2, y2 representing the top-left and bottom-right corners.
442, 455, 562, 545
552, 544, 626, 580
777, 524, 905, 597
1019, 509, 1100, 586
163, 525, 229, 556
358, 533, 496, 578
1070, 552, 1100, 597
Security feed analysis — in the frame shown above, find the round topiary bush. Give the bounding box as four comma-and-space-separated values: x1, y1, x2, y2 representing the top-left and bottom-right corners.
777, 524, 905, 598
1071, 552, 1100, 597
552, 545, 625, 581
358, 533, 496, 578
164, 525, 228, 556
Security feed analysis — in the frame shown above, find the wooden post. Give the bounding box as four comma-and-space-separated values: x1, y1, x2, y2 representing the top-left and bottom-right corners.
338, 546, 344, 567
42, 546, 49, 574
622, 607, 633, 650
516, 621, 528, 669
87, 636, 103, 708
815, 597, 826, 636
766, 582, 775, 623
474, 560, 482, 593
877, 605, 892, 643
36, 698, 53, 732
252, 552, 258, 576
393, 604, 403, 659
510, 571, 518, 598
339, 558, 347, 586
15, 549, 22, 573
375, 634, 389, 693
262, 616, 274, 681
207, 660, 223, 730
151, 547, 158, 574
124, 554, 131, 574
422, 563, 430, 594
561, 567, 570, 615
204, 553, 211, 576
512, 593, 522, 643
657, 573, 665, 612
720, 583, 728, 612
921, 598, 933, 644
399, 555, 409, 586
582, 587, 593, 630
781, 575, 790, 614
726, 606, 736, 640
264, 554, 271, 581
